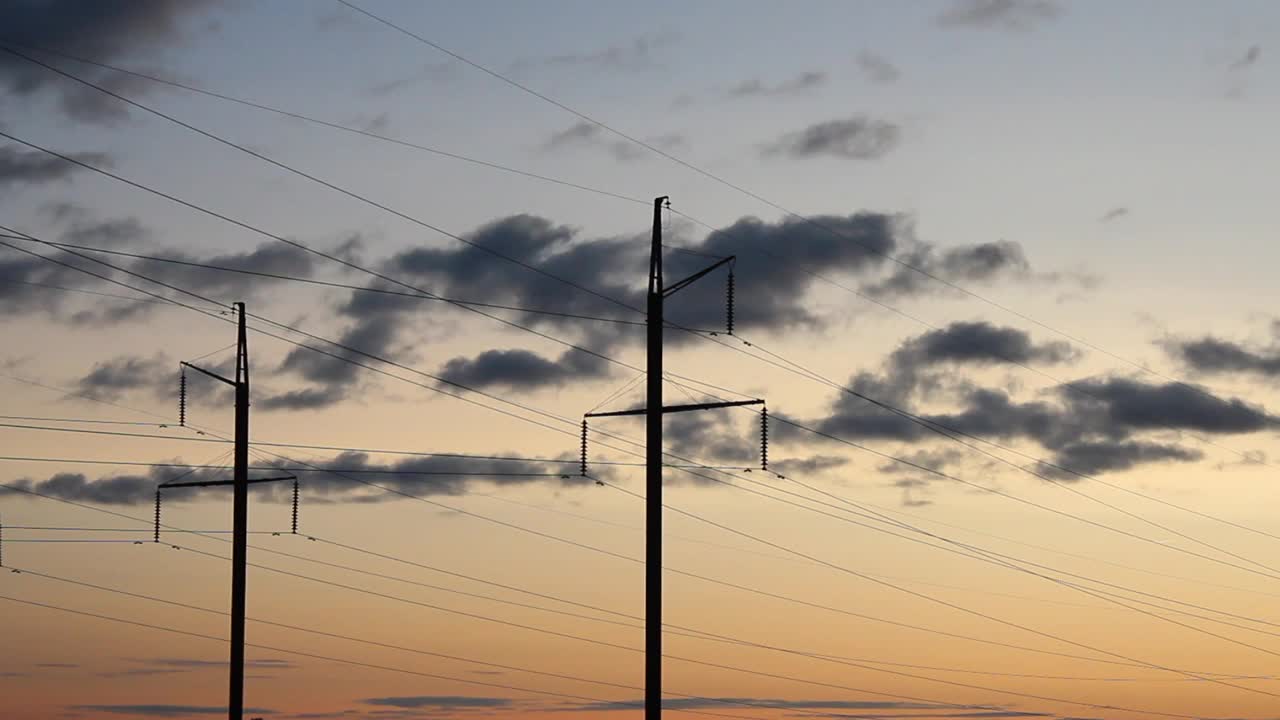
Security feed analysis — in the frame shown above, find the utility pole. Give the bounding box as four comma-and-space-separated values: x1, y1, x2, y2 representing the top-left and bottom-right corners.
158, 302, 292, 720
584, 198, 763, 720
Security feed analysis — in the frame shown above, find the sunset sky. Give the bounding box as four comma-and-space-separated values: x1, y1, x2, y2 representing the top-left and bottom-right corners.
2, 1, 1280, 719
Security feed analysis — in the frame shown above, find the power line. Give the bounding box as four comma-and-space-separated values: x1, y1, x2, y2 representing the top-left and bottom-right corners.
328, 0, 1267, 445
10, 219, 1277, 692
0, 233, 655, 330
12, 226, 1269, 648
7, 32, 1262, 489
15, 237, 1274, 661
598, 482, 1280, 702
0, 48, 646, 323
11, 83, 1253, 612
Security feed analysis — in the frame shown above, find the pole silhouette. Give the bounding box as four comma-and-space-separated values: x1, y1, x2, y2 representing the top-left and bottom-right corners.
645, 196, 665, 720
585, 199, 762, 720
160, 303, 292, 720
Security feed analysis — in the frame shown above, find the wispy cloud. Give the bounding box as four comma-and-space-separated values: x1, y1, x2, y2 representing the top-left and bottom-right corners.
855, 52, 900, 84
71, 706, 276, 717
936, 0, 1062, 31
762, 116, 901, 160
543, 121, 685, 162
727, 71, 827, 98
516, 31, 678, 72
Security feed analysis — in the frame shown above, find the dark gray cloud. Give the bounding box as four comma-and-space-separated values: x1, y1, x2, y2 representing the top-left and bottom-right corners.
294, 211, 1047, 395
363, 696, 513, 709
892, 321, 1077, 369
8, 450, 591, 506
129, 241, 318, 300
0, 1, 225, 124
567, 698, 975, 712
1039, 440, 1202, 478
1165, 334, 1280, 378
70, 706, 275, 717
258, 386, 348, 412
936, 0, 1061, 31
0, 227, 310, 325
74, 353, 170, 401
770, 455, 850, 476
1099, 207, 1128, 223
438, 347, 611, 391
727, 71, 826, 98
779, 322, 1275, 478
863, 241, 1032, 299
856, 52, 900, 84
543, 121, 685, 162
763, 116, 900, 160
0, 146, 112, 190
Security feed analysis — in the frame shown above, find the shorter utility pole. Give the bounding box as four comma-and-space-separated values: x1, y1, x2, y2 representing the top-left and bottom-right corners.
158, 302, 293, 720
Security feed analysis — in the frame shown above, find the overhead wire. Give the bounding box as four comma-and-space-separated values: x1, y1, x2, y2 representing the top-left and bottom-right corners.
5, 226, 1274, 686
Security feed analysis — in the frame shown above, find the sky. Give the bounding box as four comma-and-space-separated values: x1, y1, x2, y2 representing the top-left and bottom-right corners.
1, 1, 1279, 719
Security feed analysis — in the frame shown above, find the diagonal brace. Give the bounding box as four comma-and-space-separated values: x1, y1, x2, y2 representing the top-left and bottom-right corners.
181, 360, 235, 387
662, 256, 734, 298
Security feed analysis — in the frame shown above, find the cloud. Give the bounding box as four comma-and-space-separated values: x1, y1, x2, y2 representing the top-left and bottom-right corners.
138, 658, 293, 669
543, 121, 685, 162
855, 52, 900, 84
1099, 207, 1128, 223
363, 697, 513, 709
70, 706, 274, 717
74, 353, 171, 401
783, 323, 1274, 477
1230, 45, 1261, 71
282, 210, 1052, 397
1164, 333, 1280, 378
0, 146, 112, 191
365, 62, 453, 97
437, 347, 612, 391
727, 71, 827, 98
128, 241, 318, 300
862, 241, 1033, 299
1039, 440, 1202, 478
936, 0, 1062, 31
762, 116, 900, 160
0, 1, 226, 124
258, 386, 348, 412
566, 698, 975, 712
9, 450, 592, 506
892, 321, 1077, 368
770, 455, 850, 476
524, 31, 678, 72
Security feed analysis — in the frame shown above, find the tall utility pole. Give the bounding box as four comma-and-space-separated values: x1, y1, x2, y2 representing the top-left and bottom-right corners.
645, 196, 665, 720
161, 302, 292, 720
586, 198, 763, 720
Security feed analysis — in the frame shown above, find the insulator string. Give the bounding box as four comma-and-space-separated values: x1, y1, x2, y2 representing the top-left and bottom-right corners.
153, 490, 161, 543
178, 367, 187, 427
760, 406, 769, 472
291, 480, 300, 535
580, 419, 589, 477
726, 267, 735, 336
